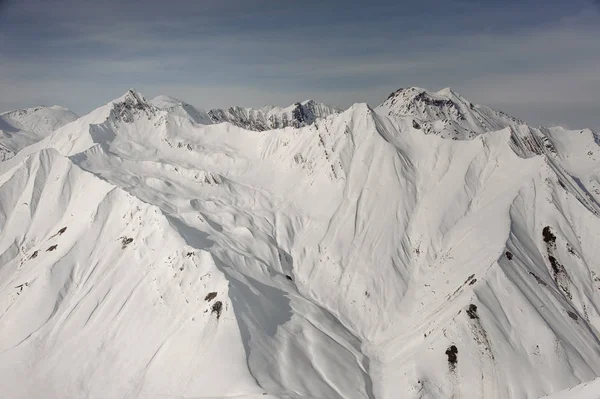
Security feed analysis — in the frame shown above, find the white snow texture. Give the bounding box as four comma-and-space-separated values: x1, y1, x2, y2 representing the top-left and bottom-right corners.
1, 87, 600, 399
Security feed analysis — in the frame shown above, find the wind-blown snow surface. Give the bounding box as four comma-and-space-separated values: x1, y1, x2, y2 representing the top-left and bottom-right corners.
542, 377, 600, 399
1, 88, 600, 399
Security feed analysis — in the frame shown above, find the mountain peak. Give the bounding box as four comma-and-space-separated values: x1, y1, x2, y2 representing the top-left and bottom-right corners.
151, 95, 184, 108
150, 95, 213, 125
376, 86, 521, 139
381, 86, 456, 106
435, 87, 457, 96
384, 86, 427, 100
109, 89, 155, 123
113, 88, 147, 105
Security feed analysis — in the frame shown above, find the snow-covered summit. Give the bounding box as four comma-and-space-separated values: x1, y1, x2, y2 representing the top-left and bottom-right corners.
108, 88, 158, 123
150, 95, 213, 125
376, 86, 524, 139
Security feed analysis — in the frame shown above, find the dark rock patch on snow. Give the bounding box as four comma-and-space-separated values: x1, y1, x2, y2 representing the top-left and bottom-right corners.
205, 292, 217, 302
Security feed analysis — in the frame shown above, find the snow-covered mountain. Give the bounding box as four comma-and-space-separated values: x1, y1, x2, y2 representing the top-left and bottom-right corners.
0, 105, 78, 160
1, 87, 600, 399
208, 99, 341, 131
150, 95, 214, 125
377, 87, 523, 139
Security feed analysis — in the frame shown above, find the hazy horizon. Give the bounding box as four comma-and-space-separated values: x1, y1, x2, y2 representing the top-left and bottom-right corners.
1, 0, 599, 130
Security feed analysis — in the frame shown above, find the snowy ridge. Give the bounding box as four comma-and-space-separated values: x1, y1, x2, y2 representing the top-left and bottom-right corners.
1, 105, 78, 135
208, 99, 341, 131
0, 105, 78, 156
151, 95, 214, 125
0, 88, 600, 398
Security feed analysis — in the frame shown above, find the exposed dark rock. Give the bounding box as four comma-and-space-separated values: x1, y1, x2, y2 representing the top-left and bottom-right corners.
567, 310, 579, 321
205, 292, 217, 302
208, 101, 339, 131
529, 272, 548, 286
466, 304, 478, 319
211, 301, 223, 319
111, 90, 156, 123
121, 237, 133, 249
542, 226, 556, 246
548, 255, 561, 275
445, 345, 458, 369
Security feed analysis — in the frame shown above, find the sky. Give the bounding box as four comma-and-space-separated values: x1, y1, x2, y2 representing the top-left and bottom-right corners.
0, 0, 599, 130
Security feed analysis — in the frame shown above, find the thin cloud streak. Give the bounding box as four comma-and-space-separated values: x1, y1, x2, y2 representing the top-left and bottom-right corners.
0, 0, 598, 130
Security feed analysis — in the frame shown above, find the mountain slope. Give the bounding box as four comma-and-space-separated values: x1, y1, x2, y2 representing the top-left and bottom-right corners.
0, 88, 599, 399
542, 377, 600, 399
0, 149, 257, 398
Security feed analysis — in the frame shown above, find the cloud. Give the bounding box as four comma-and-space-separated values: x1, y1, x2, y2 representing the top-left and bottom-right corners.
0, 0, 598, 130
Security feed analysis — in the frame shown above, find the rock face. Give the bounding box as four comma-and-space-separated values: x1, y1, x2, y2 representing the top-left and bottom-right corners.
111, 89, 157, 123
1, 87, 600, 399
0, 144, 13, 162
208, 99, 341, 131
